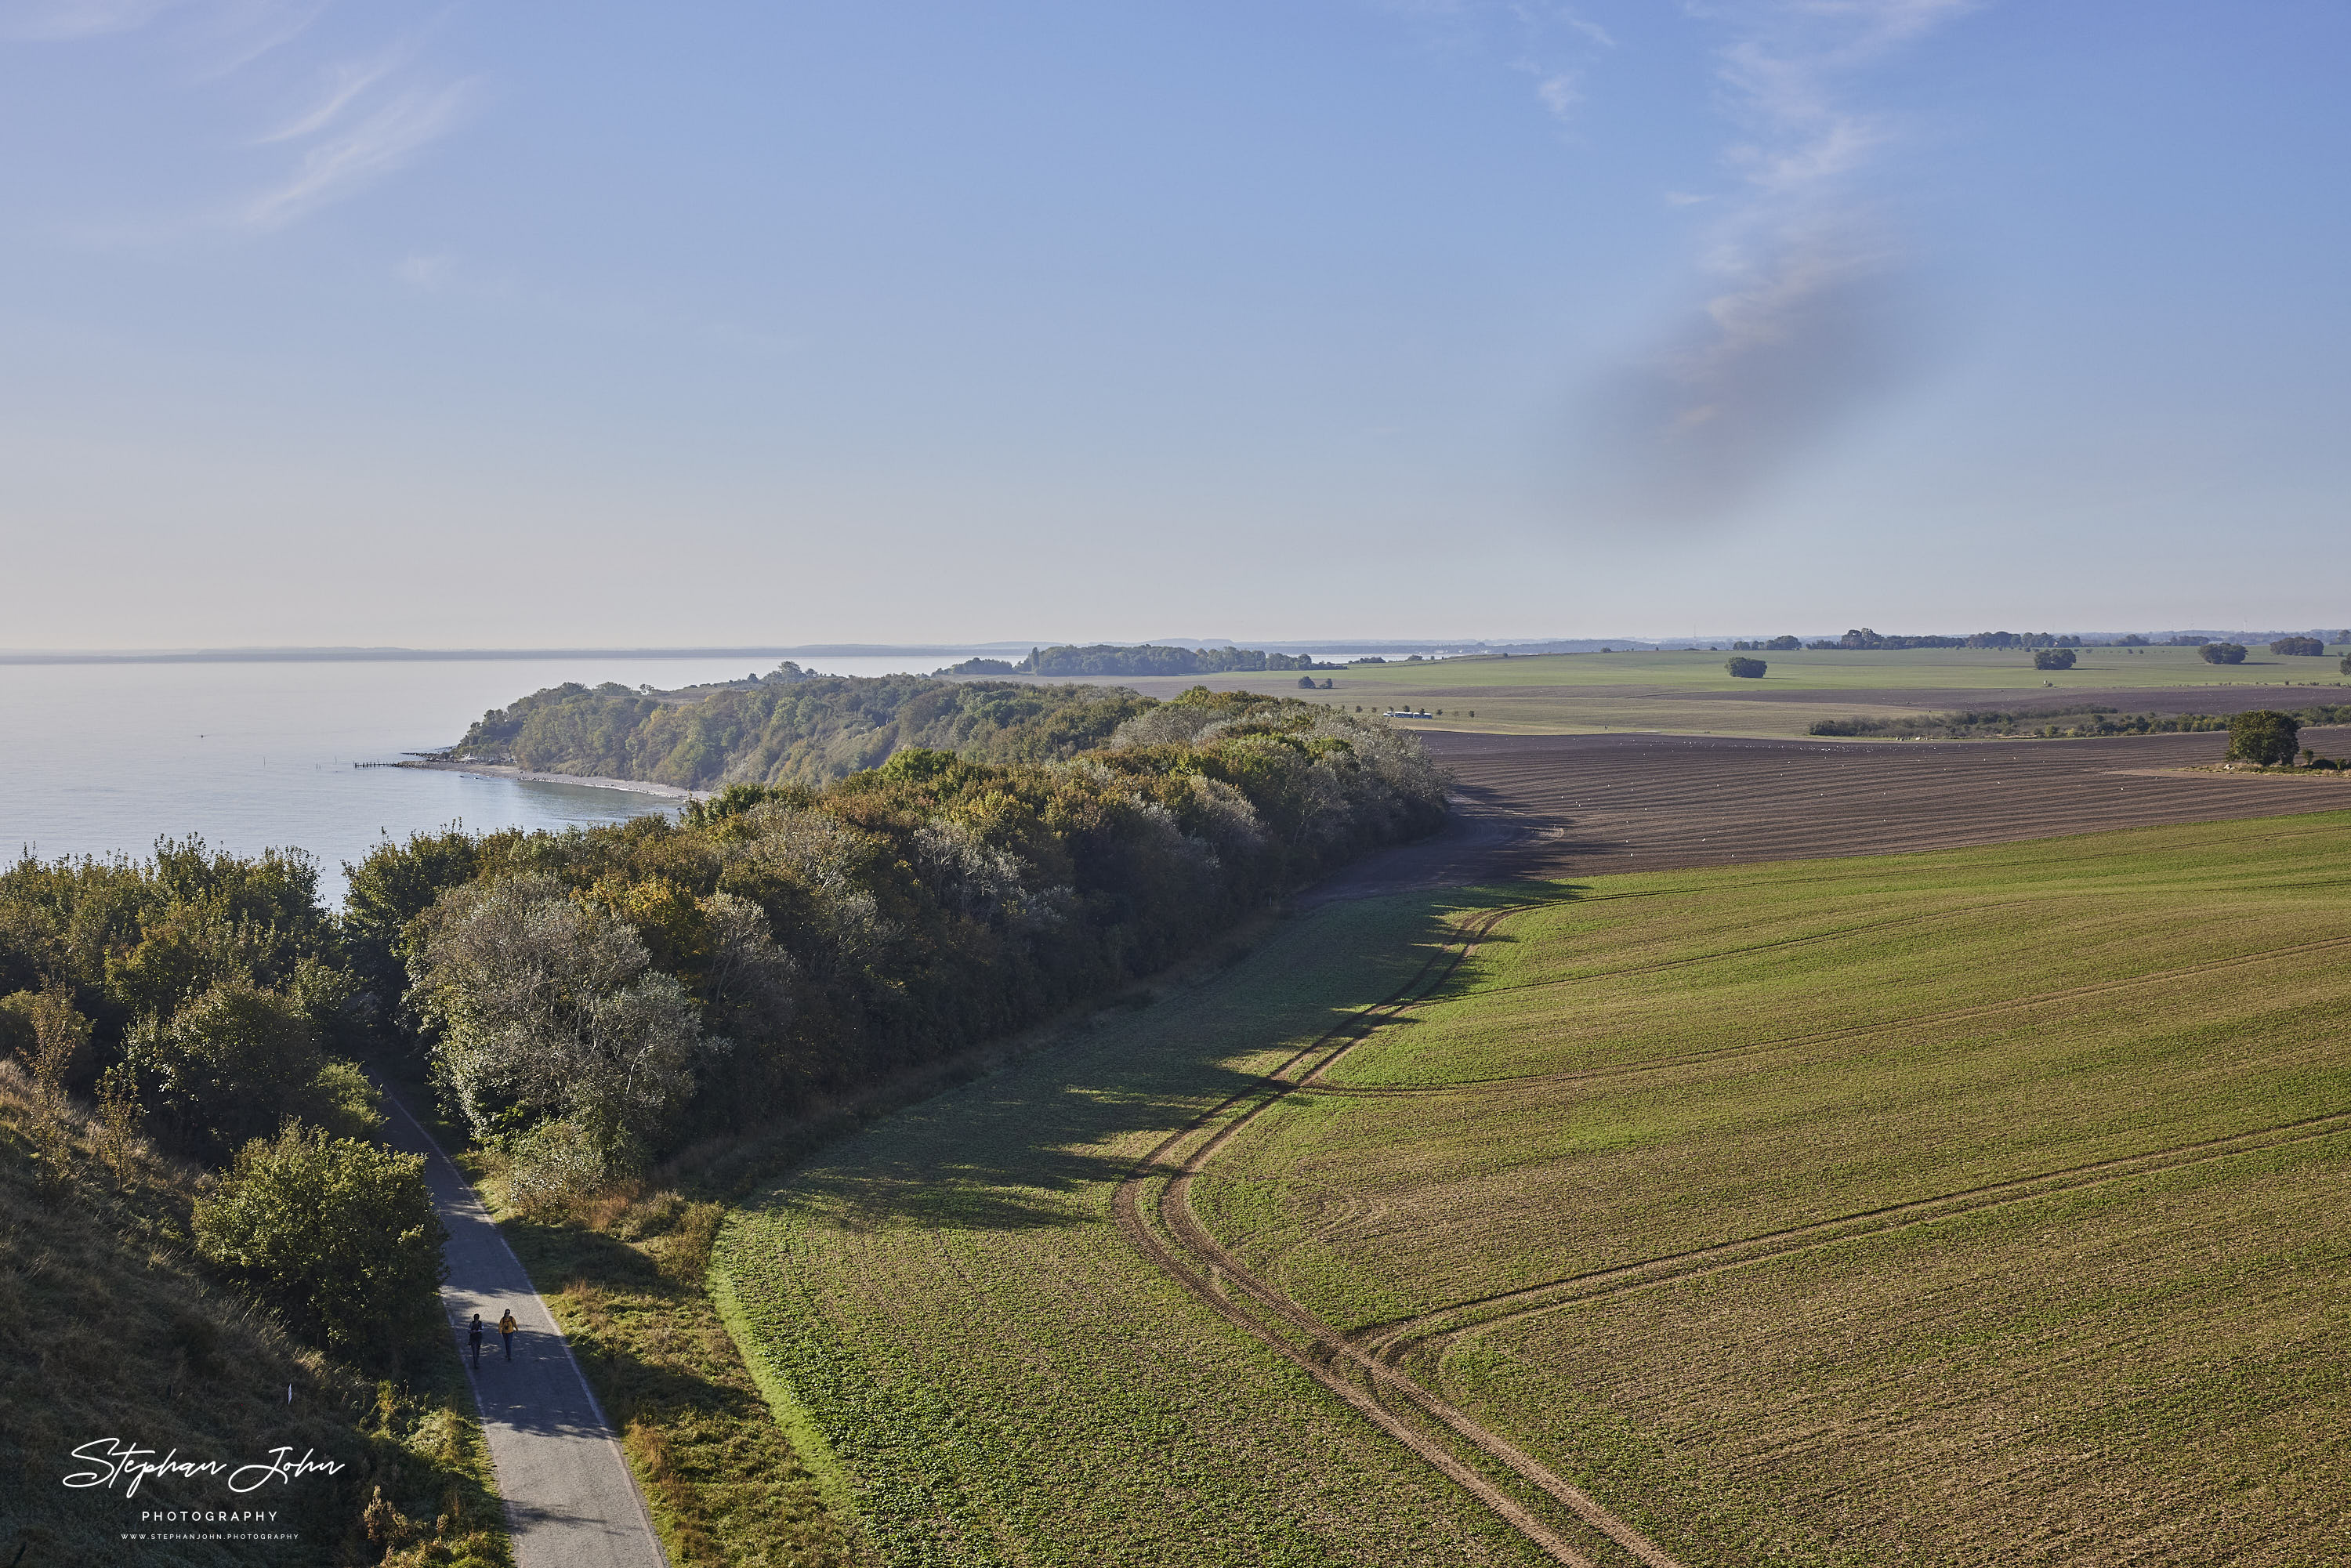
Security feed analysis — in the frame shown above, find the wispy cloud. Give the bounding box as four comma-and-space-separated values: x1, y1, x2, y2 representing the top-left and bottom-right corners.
0, 0, 180, 41
5, 0, 475, 235
1513, 3, 1614, 126
241, 73, 473, 228
252, 45, 405, 141
1579, 0, 1976, 523
1382, 1, 1615, 126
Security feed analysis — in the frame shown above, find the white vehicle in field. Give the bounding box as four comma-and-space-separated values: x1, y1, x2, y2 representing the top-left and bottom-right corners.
1382, 709, 1433, 719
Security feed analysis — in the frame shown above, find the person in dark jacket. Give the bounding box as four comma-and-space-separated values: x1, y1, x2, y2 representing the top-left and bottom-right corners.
468, 1314, 484, 1370
498, 1309, 518, 1361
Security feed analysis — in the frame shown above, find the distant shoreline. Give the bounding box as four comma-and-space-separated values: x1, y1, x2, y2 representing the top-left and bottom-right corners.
0, 644, 1037, 666
395, 758, 714, 803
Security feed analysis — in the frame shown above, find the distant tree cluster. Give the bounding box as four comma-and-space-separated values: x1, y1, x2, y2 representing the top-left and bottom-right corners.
1810, 700, 2351, 742
1804, 628, 2081, 650
1020, 644, 1334, 677
1724, 657, 1767, 679
2200, 643, 2249, 664
1728, 638, 1800, 652
939, 657, 1019, 675
2033, 648, 2077, 670
2270, 636, 2325, 657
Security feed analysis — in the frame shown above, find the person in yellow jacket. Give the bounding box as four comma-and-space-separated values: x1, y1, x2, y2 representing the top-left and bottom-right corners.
498, 1309, 518, 1362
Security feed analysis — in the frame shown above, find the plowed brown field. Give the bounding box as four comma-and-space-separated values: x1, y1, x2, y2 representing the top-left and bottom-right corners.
1412, 728, 2351, 883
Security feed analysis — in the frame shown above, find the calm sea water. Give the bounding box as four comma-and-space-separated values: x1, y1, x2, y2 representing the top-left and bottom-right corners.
0, 653, 1001, 904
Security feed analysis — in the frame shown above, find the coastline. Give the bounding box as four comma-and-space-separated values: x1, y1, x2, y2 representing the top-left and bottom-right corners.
396, 758, 714, 803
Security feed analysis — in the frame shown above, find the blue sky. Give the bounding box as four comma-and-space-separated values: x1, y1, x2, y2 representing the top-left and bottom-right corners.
2, 1, 2345, 646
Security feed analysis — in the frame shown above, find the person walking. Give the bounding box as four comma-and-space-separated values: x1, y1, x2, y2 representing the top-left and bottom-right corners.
468, 1313, 484, 1371
498, 1309, 518, 1362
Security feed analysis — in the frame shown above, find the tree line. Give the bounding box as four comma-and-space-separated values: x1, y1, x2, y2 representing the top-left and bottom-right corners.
1005, 643, 1337, 677
458, 673, 1154, 791
3, 687, 1444, 1386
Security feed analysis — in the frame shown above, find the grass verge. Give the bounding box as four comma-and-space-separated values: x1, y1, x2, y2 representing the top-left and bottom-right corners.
444, 914, 1291, 1567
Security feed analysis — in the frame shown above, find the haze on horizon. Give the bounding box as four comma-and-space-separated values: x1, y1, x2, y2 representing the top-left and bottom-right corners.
2, 1, 2346, 650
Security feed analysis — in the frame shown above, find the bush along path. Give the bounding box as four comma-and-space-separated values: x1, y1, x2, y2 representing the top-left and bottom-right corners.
379, 1088, 669, 1568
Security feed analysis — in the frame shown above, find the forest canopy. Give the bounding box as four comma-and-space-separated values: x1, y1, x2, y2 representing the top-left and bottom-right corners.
458, 674, 1154, 791
1012, 644, 1335, 677
7, 688, 1444, 1356
373, 689, 1446, 1182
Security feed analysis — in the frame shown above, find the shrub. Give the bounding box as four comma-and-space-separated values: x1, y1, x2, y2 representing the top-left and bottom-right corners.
2226, 709, 2301, 766
2033, 649, 2077, 671
2272, 636, 2325, 657
123, 981, 379, 1161
2201, 642, 2248, 664
1725, 657, 1767, 679
2342, 654, 2351, 675
502, 1117, 610, 1220
1296, 676, 1317, 689
0, 989, 95, 1087
194, 1122, 447, 1359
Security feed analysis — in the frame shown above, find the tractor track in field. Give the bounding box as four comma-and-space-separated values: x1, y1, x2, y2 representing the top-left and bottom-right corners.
1350, 1106, 2351, 1376
1298, 928, 2351, 1100
1118, 887, 2351, 1567
1106, 736, 2351, 1562
1114, 904, 1686, 1568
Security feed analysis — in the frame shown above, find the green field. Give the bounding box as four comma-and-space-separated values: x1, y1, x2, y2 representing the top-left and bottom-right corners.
719, 811, 2351, 1566
1042, 646, 2351, 738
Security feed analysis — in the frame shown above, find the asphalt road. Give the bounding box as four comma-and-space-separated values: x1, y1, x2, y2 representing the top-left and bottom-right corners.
381, 1091, 669, 1568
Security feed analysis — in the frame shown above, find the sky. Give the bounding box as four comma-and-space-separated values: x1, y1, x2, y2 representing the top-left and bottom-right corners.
1, 0, 2346, 647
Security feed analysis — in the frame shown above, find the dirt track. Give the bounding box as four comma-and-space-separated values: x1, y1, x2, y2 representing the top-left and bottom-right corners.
1392, 730, 2351, 887
1114, 905, 1683, 1568
1176, 727, 2351, 1558
1128, 729, 2351, 1559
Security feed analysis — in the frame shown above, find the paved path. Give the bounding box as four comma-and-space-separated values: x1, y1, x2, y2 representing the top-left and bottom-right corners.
380, 1090, 668, 1568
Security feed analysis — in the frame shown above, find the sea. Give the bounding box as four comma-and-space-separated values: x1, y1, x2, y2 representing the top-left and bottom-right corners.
0, 651, 1005, 905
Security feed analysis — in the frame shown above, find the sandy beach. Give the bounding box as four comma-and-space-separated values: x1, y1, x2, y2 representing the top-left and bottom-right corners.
396, 758, 715, 802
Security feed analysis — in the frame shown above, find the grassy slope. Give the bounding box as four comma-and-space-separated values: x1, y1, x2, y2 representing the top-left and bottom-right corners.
715, 896, 1554, 1567
1007, 646, 2351, 737
1191, 811, 2351, 1565
0, 1070, 508, 1568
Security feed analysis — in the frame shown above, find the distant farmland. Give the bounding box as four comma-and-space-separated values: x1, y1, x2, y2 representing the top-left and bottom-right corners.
1008, 645, 2351, 739
719, 811, 2351, 1565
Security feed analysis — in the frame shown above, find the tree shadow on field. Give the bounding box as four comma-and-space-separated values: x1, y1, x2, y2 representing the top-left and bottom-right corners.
754, 881, 1598, 1236
503, 1211, 665, 1288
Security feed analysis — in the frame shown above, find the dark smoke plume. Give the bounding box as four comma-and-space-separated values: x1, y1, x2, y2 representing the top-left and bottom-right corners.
1569, 0, 1971, 526
1581, 220, 1919, 524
